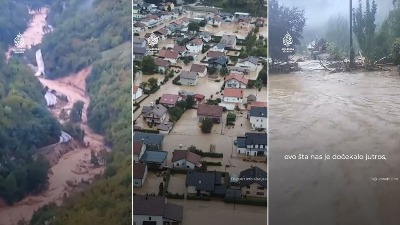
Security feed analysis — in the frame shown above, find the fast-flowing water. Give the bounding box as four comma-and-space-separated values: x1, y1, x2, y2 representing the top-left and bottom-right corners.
269, 61, 400, 225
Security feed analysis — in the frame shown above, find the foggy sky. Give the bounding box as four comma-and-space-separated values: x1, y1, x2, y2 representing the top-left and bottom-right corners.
276, 0, 394, 28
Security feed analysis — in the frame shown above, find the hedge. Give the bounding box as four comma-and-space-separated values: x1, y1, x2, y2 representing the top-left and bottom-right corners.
201, 161, 222, 166
169, 168, 188, 174
224, 198, 267, 207
189, 149, 223, 158
166, 192, 185, 199
187, 195, 211, 201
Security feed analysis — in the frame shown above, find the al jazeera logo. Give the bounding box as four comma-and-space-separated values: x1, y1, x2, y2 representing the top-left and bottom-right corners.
146, 33, 159, 54
282, 31, 294, 53
14, 33, 26, 54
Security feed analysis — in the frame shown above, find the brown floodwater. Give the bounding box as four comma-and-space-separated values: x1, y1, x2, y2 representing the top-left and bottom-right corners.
269, 61, 400, 225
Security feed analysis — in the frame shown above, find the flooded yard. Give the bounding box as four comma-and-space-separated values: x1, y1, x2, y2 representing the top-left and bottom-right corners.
133, 172, 163, 195
167, 174, 187, 194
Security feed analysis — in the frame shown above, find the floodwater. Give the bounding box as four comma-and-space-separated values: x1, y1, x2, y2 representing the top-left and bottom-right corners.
269, 61, 400, 225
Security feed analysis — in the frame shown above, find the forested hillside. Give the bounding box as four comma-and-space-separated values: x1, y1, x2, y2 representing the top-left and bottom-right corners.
0, 1, 61, 204
28, 0, 132, 223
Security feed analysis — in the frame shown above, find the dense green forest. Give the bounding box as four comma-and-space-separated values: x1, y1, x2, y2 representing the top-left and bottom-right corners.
41, 0, 131, 79
26, 0, 132, 224
0, 1, 61, 204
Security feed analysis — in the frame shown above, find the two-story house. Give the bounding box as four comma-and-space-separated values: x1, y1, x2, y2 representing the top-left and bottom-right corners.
219, 34, 237, 49
133, 132, 164, 150
239, 166, 267, 198
223, 88, 244, 103
190, 64, 207, 77
248, 106, 267, 131
133, 37, 147, 48
186, 38, 203, 53
133, 47, 147, 61
236, 56, 259, 71
141, 104, 168, 124
179, 71, 199, 86
171, 150, 202, 169
208, 15, 222, 27
224, 73, 249, 88
133, 195, 183, 225
185, 171, 227, 197
159, 93, 182, 108
236, 132, 268, 156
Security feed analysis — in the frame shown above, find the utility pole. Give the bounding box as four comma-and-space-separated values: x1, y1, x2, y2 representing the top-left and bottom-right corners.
350, 0, 355, 68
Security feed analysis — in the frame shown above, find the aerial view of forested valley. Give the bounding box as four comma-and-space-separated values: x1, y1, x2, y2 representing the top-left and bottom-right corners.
0, 0, 131, 225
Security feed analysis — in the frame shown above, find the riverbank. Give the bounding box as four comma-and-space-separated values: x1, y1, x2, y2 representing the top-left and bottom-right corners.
0, 8, 106, 225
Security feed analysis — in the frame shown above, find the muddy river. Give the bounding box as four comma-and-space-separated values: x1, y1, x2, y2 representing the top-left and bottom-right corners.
269, 61, 400, 225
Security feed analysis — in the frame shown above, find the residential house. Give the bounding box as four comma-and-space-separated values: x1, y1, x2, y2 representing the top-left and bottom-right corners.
236, 56, 259, 71
133, 195, 183, 225
197, 32, 212, 43
141, 18, 159, 29
179, 71, 199, 86
154, 28, 170, 40
133, 140, 146, 163
206, 51, 225, 60
193, 94, 205, 105
133, 22, 146, 33
208, 56, 228, 69
197, 104, 223, 123
220, 34, 237, 49
133, 163, 148, 187
186, 38, 203, 53
159, 93, 182, 108
185, 171, 227, 197
133, 37, 147, 48
248, 106, 267, 130
164, 50, 179, 64
133, 47, 147, 61
141, 104, 168, 124
173, 45, 187, 57
247, 94, 257, 104
247, 101, 267, 110
144, 32, 152, 39
140, 150, 168, 169
208, 15, 222, 27
133, 7, 144, 20
239, 166, 267, 198
190, 64, 207, 77
223, 88, 244, 103
165, 2, 174, 11
180, 17, 190, 27
171, 150, 202, 169
154, 58, 171, 73
133, 85, 143, 101
211, 43, 225, 52
133, 132, 164, 150
236, 132, 268, 156
224, 73, 249, 89
255, 18, 265, 27
157, 122, 174, 134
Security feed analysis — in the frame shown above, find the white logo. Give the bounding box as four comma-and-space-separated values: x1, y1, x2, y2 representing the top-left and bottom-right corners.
283, 32, 293, 47
14, 33, 24, 48
146, 33, 159, 47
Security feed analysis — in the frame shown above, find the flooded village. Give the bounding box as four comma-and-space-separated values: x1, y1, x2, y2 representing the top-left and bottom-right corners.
132, 1, 268, 225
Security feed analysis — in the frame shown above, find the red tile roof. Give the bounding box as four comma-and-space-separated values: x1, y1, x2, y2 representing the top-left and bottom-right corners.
223, 88, 244, 98
225, 73, 249, 85
132, 163, 147, 179
133, 141, 143, 155
165, 50, 179, 59
160, 94, 181, 105
173, 45, 186, 53
247, 101, 268, 110
189, 38, 203, 46
155, 58, 170, 67
158, 49, 167, 58
197, 104, 223, 117
207, 51, 225, 58
190, 64, 207, 73
171, 150, 201, 164
133, 85, 140, 94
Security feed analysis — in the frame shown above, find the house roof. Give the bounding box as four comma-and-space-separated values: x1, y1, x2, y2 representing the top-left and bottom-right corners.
144, 33, 152, 38
171, 150, 201, 164
133, 47, 147, 55
134, 22, 145, 28
158, 49, 167, 58
133, 141, 144, 155
220, 34, 237, 46
180, 71, 198, 80
146, 14, 159, 20
133, 85, 141, 94
197, 104, 223, 118
194, 93, 205, 100
249, 106, 267, 118
239, 56, 259, 65
223, 88, 244, 98
133, 132, 164, 146
208, 56, 228, 65
213, 43, 225, 49
155, 28, 169, 35
181, 17, 189, 23
185, 171, 222, 192
190, 64, 207, 73
157, 122, 173, 131
239, 166, 267, 188
160, 93, 181, 105
213, 15, 223, 21
247, 101, 268, 110
154, 58, 170, 67
140, 150, 168, 163
173, 45, 186, 53
144, 104, 168, 118
133, 195, 183, 222
207, 51, 225, 58
165, 50, 179, 59
225, 73, 249, 85
244, 132, 267, 145
132, 163, 147, 179
133, 37, 146, 45
189, 38, 203, 46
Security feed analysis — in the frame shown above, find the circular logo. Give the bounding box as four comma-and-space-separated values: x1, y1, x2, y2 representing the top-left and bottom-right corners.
283, 31, 293, 47
146, 33, 159, 47
14, 33, 24, 48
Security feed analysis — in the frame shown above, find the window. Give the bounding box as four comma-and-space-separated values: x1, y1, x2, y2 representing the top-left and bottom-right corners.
246, 185, 250, 189
246, 191, 250, 194
257, 186, 265, 190
256, 192, 264, 196
177, 163, 179, 166
187, 166, 189, 168
256, 119, 259, 122
149, 217, 151, 220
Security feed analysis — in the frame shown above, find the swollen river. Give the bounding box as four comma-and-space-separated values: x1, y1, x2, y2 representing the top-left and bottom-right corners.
269, 61, 400, 225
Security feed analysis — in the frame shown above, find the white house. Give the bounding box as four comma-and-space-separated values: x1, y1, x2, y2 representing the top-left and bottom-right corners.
208, 15, 222, 27
133, 163, 148, 187
236, 56, 259, 71
179, 71, 199, 86
223, 88, 244, 103
186, 38, 203, 53
248, 106, 268, 130
154, 58, 171, 73
236, 132, 268, 156
224, 73, 249, 89
142, 104, 168, 124
133, 195, 183, 225
239, 166, 267, 198
211, 43, 225, 52
171, 150, 202, 169
198, 32, 212, 43
190, 64, 207, 77
133, 85, 143, 101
